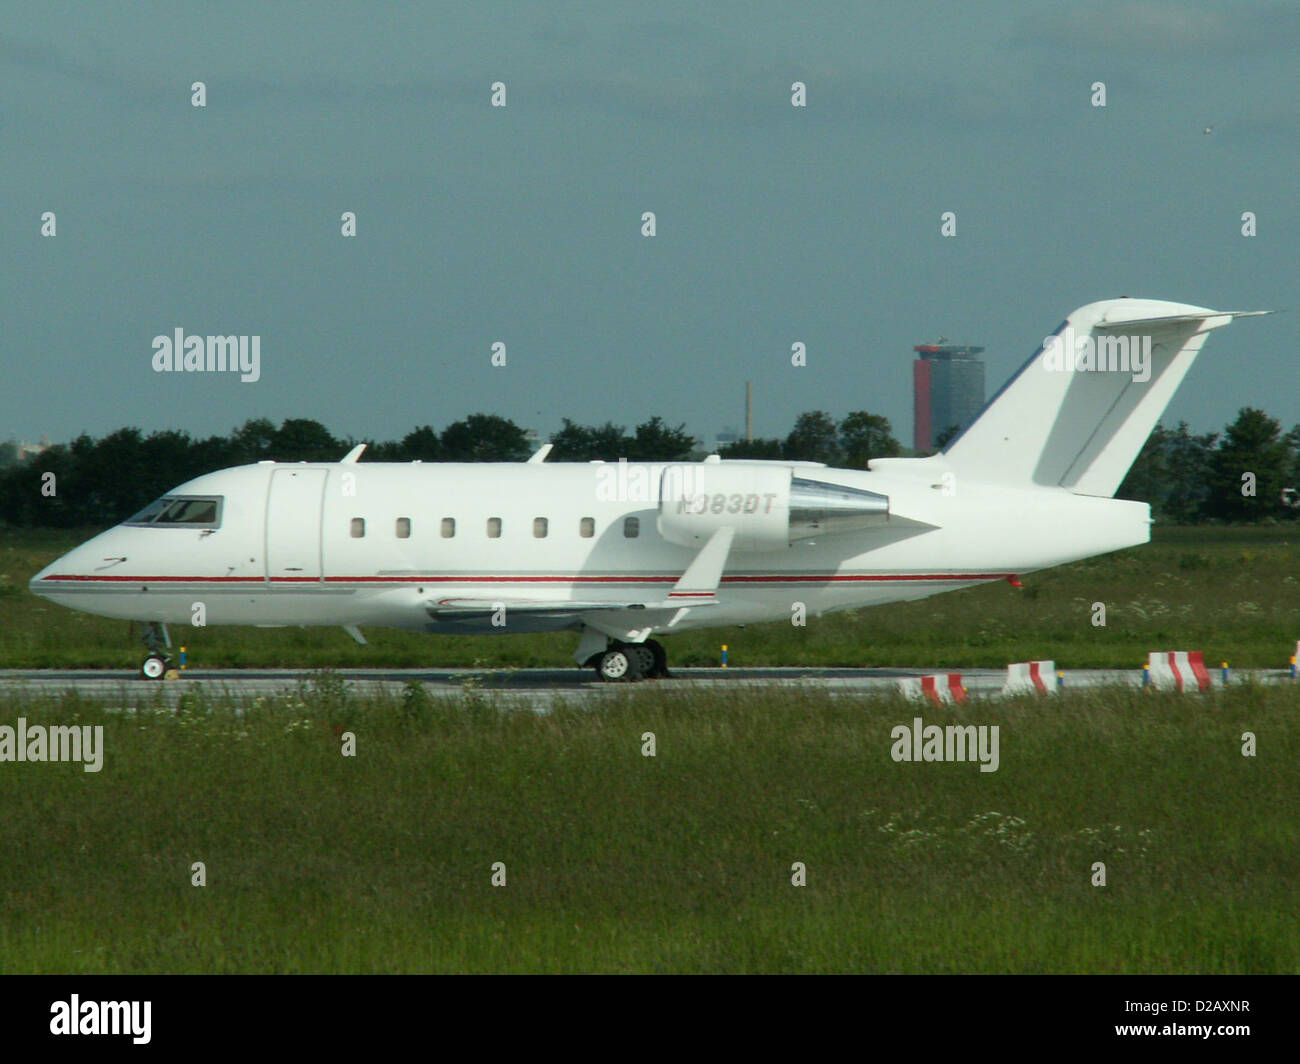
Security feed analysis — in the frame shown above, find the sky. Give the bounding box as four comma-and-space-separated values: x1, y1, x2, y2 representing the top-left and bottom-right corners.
4, 1, 1299, 451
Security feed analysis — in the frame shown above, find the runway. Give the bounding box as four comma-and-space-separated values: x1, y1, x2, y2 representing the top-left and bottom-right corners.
0, 665, 1287, 709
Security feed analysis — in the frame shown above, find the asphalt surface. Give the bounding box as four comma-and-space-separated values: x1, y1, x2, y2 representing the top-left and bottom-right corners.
0, 665, 1287, 708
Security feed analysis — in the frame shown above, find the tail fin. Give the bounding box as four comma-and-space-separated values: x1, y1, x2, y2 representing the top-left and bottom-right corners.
941, 298, 1268, 496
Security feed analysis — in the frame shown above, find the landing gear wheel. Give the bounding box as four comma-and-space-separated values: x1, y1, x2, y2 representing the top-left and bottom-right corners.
644, 639, 669, 678
596, 647, 643, 683
141, 655, 168, 680
626, 643, 656, 679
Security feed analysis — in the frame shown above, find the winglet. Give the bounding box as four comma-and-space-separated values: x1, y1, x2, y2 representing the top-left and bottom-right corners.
527, 443, 553, 464
669, 526, 734, 601
340, 444, 367, 464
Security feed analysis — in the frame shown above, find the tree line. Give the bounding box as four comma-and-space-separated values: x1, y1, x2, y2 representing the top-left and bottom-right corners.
0, 414, 697, 528
1118, 409, 1300, 522
0, 406, 1296, 528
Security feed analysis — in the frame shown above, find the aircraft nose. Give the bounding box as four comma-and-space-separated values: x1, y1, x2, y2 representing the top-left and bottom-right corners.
29, 540, 95, 598
29, 557, 64, 598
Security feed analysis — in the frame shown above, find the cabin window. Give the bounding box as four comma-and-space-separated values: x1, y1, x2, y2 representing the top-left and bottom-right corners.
441, 518, 456, 538
487, 517, 502, 538
396, 518, 411, 539
623, 516, 639, 538
533, 517, 548, 538
350, 518, 365, 538
579, 517, 595, 538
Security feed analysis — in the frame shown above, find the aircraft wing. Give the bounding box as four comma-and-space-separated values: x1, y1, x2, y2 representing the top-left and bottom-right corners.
428, 527, 735, 619
427, 595, 719, 618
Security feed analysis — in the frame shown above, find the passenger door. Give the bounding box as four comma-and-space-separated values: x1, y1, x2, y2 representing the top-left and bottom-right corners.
265, 468, 326, 581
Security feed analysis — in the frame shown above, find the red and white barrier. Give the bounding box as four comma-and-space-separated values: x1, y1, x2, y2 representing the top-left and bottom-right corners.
899, 674, 967, 705
1147, 651, 1211, 692
1002, 660, 1056, 695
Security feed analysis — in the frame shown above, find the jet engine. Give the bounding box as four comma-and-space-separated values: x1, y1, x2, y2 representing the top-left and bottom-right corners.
656, 464, 889, 551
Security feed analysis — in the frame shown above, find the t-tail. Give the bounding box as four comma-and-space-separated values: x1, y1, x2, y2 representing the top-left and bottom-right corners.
932, 298, 1269, 496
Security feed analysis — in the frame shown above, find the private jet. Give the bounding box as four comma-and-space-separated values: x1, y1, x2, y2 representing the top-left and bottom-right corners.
30, 298, 1265, 680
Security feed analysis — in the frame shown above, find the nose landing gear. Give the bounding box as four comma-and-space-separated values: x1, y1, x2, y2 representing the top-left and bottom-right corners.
138, 622, 172, 680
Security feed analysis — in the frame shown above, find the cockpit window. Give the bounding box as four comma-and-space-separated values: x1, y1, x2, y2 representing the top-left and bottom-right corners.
123, 495, 223, 529
124, 498, 172, 524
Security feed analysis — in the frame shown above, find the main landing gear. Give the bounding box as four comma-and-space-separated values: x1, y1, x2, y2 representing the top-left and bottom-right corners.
593, 639, 669, 683
138, 622, 172, 680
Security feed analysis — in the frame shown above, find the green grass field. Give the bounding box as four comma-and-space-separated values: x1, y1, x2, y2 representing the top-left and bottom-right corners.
2, 524, 1298, 670
1, 679, 1295, 973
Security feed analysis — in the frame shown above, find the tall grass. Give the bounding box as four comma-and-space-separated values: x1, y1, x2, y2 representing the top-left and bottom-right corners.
1, 678, 1294, 973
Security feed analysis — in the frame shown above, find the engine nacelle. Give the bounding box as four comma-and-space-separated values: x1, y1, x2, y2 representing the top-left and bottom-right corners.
657, 464, 890, 551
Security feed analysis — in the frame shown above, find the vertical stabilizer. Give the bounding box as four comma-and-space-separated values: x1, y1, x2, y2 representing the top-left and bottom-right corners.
941, 299, 1265, 496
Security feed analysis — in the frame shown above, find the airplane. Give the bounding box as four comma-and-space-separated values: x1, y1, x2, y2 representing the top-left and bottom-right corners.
30, 298, 1267, 681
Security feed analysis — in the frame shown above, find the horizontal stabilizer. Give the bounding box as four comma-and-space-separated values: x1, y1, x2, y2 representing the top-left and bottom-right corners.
1094, 310, 1272, 330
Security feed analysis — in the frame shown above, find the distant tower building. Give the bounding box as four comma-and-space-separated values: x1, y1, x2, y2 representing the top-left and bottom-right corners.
912, 344, 985, 452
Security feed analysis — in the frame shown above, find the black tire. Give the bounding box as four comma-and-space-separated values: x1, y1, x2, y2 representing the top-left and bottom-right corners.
626, 643, 656, 679
644, 639, 670, 678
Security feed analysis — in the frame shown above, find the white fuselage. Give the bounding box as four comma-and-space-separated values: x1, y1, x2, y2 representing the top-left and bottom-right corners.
30, 457, 1151, 642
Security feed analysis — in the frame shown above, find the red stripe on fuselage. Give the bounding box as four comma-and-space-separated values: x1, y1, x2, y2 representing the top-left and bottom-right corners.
38, 572, 1014, 585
